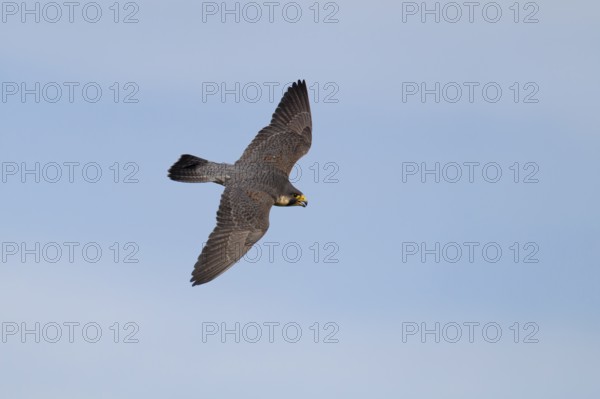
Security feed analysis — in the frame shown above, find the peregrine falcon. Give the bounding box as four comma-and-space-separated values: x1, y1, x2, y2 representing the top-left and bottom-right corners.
168, 80, 312, 286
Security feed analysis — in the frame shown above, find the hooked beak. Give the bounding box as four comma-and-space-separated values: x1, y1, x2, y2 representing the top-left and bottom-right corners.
296, 194, 308, 207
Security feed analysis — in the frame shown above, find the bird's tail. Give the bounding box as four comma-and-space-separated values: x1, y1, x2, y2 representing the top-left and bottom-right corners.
168, 154, 232, 185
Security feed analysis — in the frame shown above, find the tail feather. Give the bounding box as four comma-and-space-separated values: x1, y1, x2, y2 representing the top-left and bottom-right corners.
168, 154, 229, 184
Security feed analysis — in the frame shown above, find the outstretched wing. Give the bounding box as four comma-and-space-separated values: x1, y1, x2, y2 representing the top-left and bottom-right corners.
191, 185, 274, 285
237, 80, 312, 176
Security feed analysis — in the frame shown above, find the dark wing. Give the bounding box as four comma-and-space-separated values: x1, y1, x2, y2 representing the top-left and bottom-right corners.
191, 185, 274, 285
237, 80, 312, 176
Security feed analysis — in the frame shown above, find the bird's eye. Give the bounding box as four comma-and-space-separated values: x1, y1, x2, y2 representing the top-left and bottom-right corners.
292, 193, 299, 198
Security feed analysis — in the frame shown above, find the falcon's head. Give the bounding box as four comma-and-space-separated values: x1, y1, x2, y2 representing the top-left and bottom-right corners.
289, 192, 308, 207
275, 190, 308, 207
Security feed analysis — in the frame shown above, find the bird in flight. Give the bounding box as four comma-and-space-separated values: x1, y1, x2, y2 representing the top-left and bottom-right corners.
168, 80, 312, 286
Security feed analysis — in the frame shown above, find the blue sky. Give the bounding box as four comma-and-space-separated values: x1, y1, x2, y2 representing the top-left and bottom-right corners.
1, 1, 599, 397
